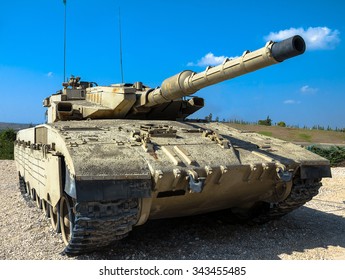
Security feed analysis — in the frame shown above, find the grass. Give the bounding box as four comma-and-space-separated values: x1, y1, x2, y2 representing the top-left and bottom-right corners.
226, 123, 345, 145
298, 133, 312, 142
258, 131, 273, 137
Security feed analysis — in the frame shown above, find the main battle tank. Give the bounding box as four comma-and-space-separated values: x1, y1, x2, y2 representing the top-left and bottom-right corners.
14, 35, 331, 255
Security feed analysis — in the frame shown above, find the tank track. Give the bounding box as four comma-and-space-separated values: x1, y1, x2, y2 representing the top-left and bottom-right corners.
18, 174, 27, 196
64, 199, 139, 256
251, 178, 322, 224
18, 174, 139, 256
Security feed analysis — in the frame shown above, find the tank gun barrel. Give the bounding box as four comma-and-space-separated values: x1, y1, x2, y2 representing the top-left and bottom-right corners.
144, 35, 305, 107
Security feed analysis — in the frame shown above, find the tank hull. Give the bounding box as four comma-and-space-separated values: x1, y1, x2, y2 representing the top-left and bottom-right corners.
14, 119, 331, 254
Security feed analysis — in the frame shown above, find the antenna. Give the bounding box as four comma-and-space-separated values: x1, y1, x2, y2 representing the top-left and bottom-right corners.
118, 7, 124, 83
63, 0, 67, 82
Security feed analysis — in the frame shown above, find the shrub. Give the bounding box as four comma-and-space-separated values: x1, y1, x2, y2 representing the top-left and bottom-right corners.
308, 146, 345, 166
277, 121, 286, 127
0, 128, 16, 160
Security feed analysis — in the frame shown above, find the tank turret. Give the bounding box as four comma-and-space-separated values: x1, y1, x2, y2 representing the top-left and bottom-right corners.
44, 35, 305, 123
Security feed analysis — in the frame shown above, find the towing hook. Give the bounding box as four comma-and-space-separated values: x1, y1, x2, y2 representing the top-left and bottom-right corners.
188, 171, 206, 193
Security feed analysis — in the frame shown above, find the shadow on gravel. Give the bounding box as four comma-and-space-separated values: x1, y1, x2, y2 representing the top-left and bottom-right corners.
76, 205, 345, 260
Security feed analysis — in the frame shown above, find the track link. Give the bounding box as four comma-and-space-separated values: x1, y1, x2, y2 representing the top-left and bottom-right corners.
18, 174, 33, 204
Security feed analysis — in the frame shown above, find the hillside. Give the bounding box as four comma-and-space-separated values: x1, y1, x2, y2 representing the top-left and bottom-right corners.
0, 122, 34, 131
1, 121, 345, 146
226, 123, 345, 146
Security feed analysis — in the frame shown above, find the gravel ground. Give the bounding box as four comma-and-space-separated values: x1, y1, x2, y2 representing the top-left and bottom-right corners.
0, 160, 344, 260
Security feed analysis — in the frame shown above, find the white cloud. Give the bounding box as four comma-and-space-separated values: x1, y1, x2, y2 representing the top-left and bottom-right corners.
284, 99, 301, 105
46, 72, 53, 78
188, 52, 237, 67
265, 27, 340, 50
300, 85, 318, 94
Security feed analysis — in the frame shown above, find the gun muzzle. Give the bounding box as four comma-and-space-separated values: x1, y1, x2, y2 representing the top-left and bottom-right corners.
271, 35, 306, 62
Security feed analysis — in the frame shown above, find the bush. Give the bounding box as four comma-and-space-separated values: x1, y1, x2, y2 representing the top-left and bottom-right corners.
307, 146, 345, 166
258, 116, 272, 126
277, 121, 286, 127
0, 128, 16, 160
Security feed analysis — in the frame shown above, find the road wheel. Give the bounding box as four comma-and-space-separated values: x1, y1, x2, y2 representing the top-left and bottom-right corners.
30, 188, 36, 201
36, 193, 42, 209
60, 194, 75, 246
49, 202, 61, 233
42, 199, 49, 217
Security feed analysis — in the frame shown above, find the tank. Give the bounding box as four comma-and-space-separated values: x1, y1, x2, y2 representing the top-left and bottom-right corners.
14, 35, 331, 255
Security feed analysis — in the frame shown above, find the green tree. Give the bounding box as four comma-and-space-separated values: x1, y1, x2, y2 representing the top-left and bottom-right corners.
205, 113, 213, 122
258, 116, 272, 126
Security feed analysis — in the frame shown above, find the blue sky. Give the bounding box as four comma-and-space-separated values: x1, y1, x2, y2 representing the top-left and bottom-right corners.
0, 0, 344, 128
